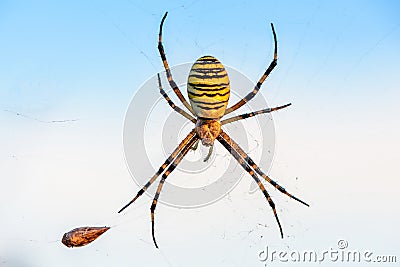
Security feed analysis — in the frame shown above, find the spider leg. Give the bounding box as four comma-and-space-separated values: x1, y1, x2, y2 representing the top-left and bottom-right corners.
158, 12, 195, 116
151, 134, 199, 248
157, 73, 196, 123
217, 133, 284, 238
118, 129, 197, 213
221, 103, 291, 125
224, 23, 278, 115
219, 130, 309, 207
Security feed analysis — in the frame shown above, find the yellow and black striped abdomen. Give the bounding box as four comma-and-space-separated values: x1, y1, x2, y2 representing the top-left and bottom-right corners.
187, 56, 230, 119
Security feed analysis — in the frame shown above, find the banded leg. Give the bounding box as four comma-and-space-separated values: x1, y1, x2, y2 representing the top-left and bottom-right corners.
219, 130, 309, 207
224, 23, 278, 115
157, 73, 196, 123
217, 134, 284, 238
118, 129, 197, 213
221, 103, 291, 125
158, 12, 195, 115
151, 134, 199, 248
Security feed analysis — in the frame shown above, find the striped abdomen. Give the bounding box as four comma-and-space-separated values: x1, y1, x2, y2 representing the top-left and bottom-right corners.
187, 56, 230, 119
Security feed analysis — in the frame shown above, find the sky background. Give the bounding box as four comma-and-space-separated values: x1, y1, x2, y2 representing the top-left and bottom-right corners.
1, 0, 400, 266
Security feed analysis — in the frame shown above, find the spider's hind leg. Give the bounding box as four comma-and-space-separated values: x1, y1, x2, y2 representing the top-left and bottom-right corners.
221, 103, 291, 125
158, 12, 195, 116
224, 23, 278, 115
157, 73, 196, 123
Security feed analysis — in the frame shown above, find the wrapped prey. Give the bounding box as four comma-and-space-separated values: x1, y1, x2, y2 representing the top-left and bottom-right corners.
62, 226, 110, 248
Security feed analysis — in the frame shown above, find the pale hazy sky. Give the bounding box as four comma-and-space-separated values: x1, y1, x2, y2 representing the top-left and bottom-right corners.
1, 1, 399, 266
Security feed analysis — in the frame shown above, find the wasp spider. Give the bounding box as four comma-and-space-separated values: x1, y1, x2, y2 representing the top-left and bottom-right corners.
119, 12, 309, 248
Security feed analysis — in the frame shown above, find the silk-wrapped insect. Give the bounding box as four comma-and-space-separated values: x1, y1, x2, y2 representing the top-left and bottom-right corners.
62, 226, 110, 248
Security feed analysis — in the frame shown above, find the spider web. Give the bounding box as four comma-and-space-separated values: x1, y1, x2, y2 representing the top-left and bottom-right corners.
1, 1, 399, 267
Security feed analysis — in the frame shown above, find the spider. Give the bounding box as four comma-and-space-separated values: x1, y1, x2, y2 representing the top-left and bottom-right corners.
119, 12, 309, 248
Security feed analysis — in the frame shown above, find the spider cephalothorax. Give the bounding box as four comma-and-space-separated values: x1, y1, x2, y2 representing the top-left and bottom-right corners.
195, 118, 221, 146
119, 12, 309, 249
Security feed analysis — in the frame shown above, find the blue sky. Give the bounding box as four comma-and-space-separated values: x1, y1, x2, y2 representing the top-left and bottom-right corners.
1, 0, 399, 109
1, 1, 400, 266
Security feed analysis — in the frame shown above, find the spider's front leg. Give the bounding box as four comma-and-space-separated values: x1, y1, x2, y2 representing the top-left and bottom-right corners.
118, 129, 197, 213
219, 130, 309, 207
217, 133, 284, 237
150, 133, 199, 248
217, 130, 309, 238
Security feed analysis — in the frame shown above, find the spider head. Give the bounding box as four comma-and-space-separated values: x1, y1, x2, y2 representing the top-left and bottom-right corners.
195, 119, 221, 147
